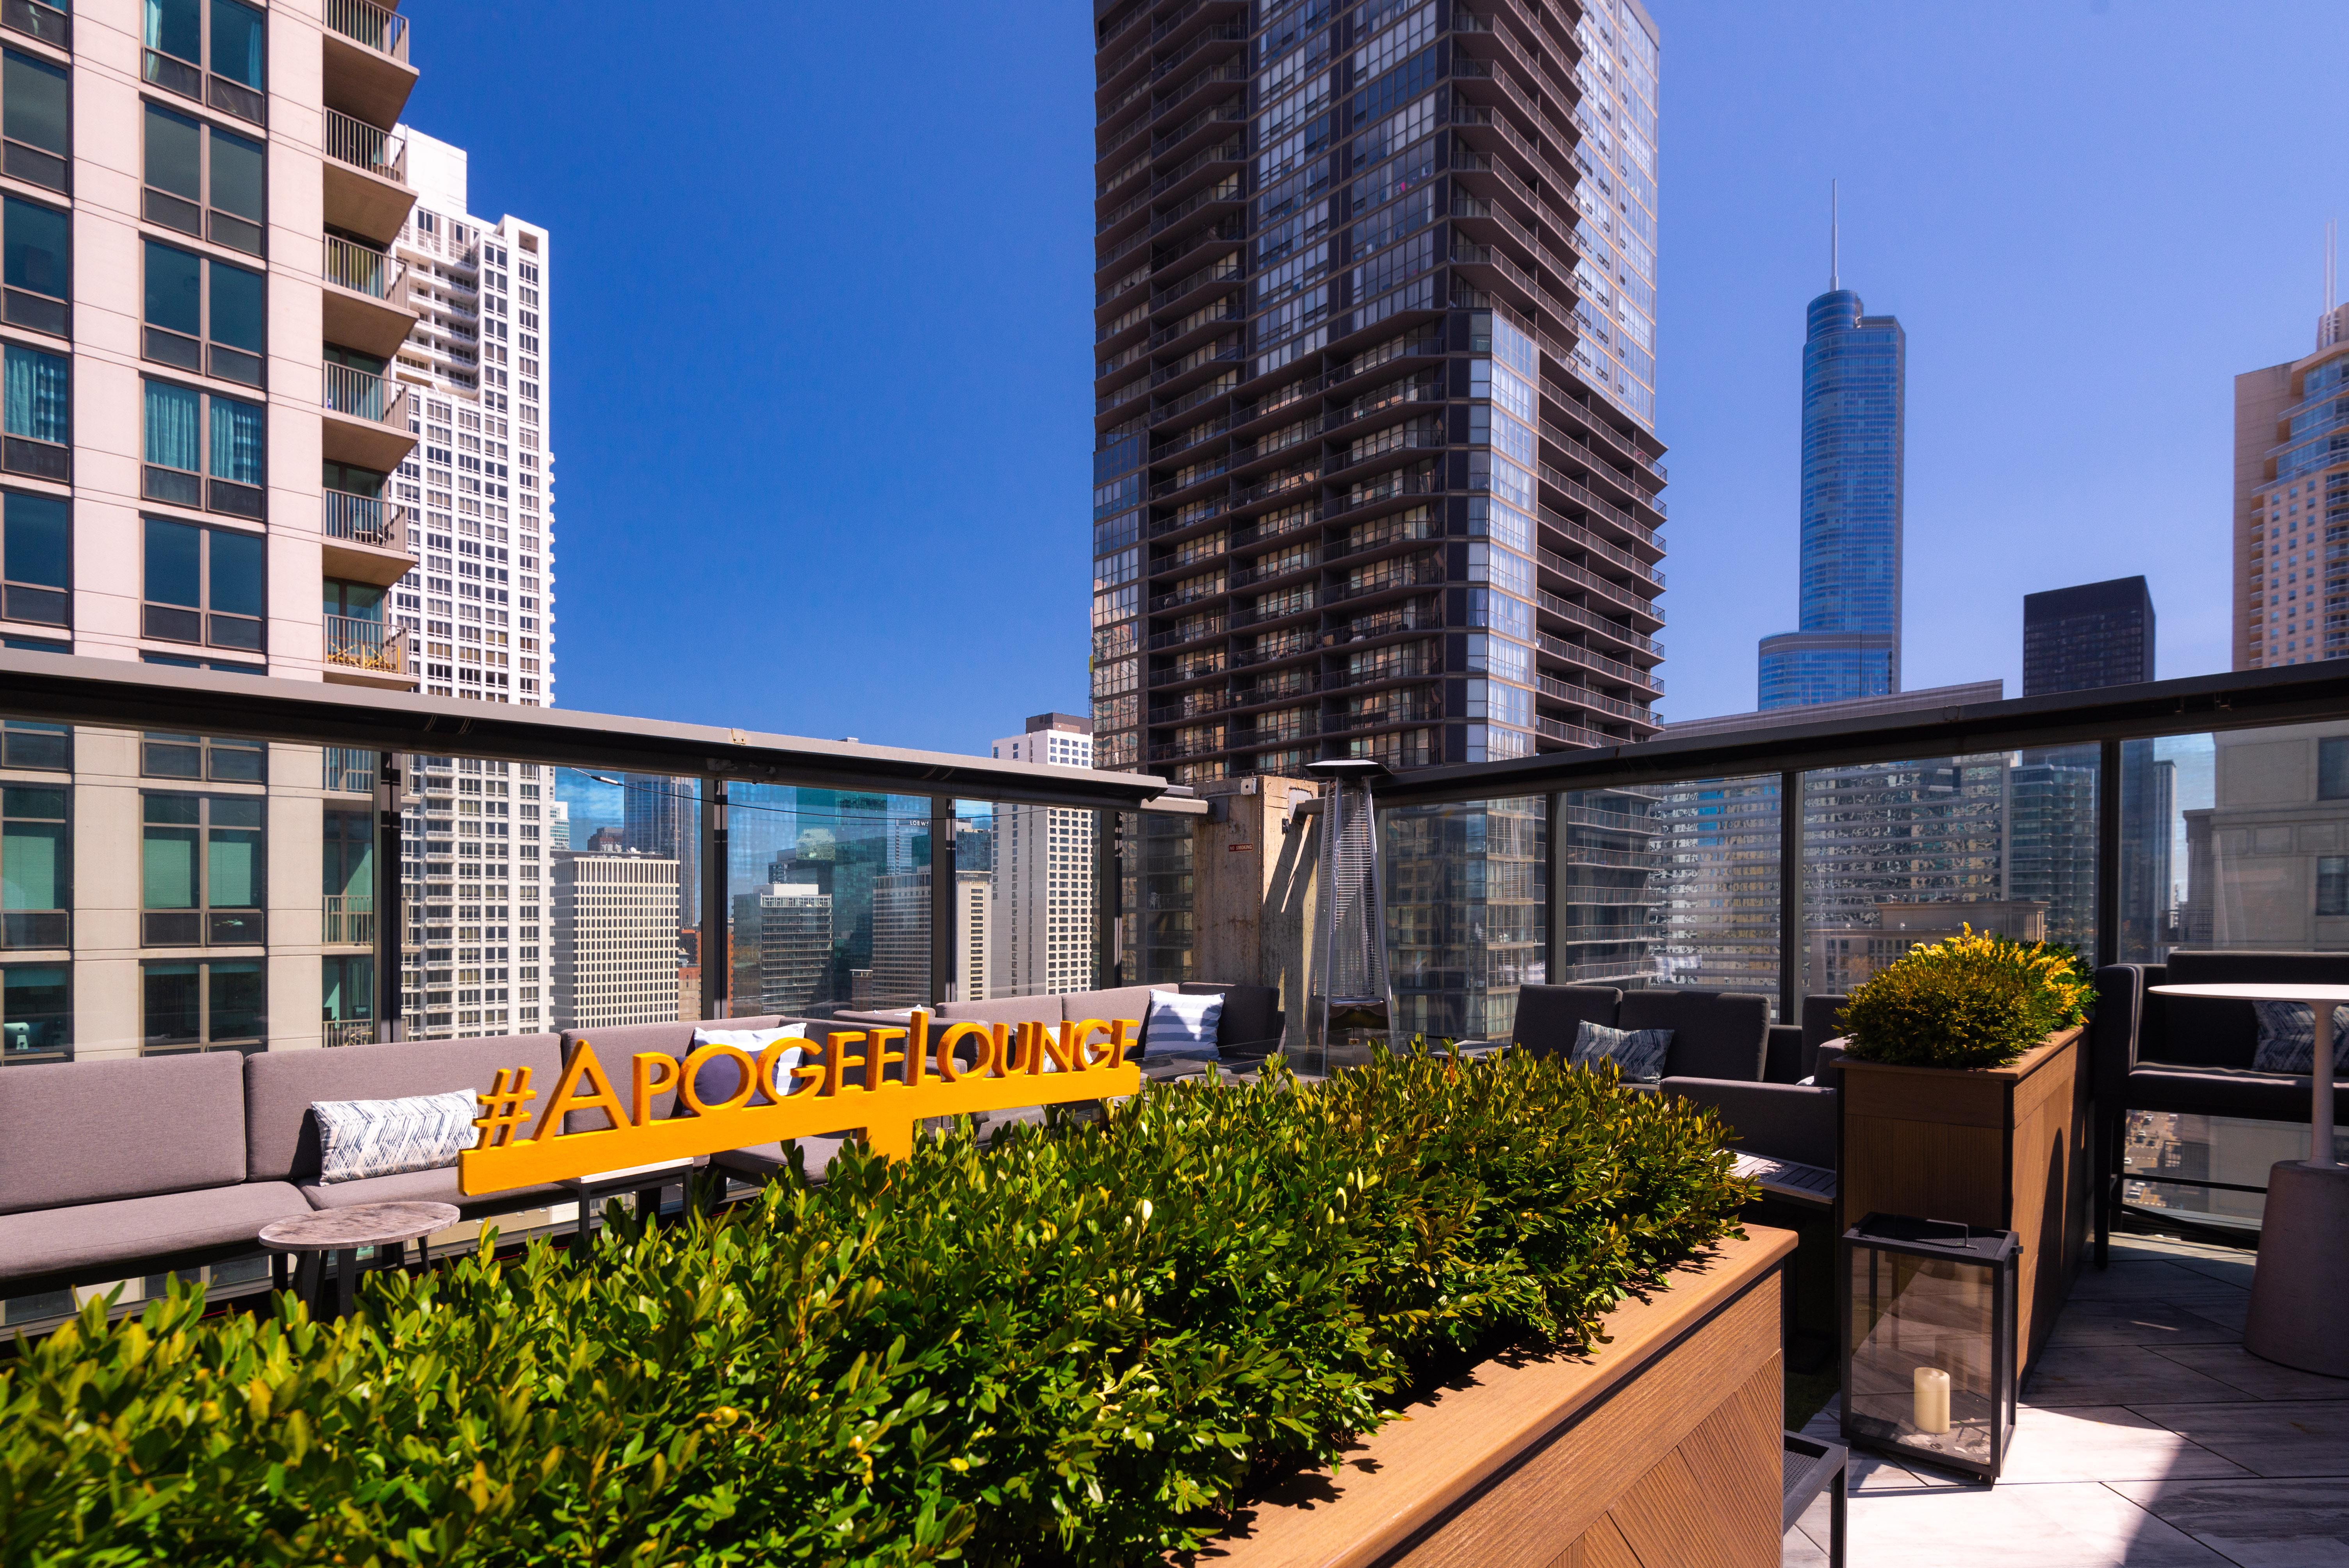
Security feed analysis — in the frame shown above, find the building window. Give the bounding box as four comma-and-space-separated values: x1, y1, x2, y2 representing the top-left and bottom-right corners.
141, 102, 264, 255
3, 344, 66, 481
143, 517, 262, 650
2322, 737, 2349, 801
2, 192, 66, 336
141, 0, 267, 127
141, 791, 264, 946
141, 731, 262, 782
322, 953, 373, 1044
1, 782, 67, 950
0, 720, 64, 770
2322, 856, 2349, 919
2, 962, 66, 1061
143, 241, 264, 387
141, 958, 264, 1052
1, 489, 64, 625
143, 382, 264, 518
1, 48, 66, 192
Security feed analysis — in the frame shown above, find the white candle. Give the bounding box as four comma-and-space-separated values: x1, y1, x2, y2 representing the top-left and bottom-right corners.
1912, 1366, 1952, 1435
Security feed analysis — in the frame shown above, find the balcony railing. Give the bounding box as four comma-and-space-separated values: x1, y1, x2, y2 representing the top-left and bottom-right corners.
325, 0, 411, 61
325, 235, 403, 300
324, 615, 407, 675
323, 363, 410, 428
325, 109, 408, 183
324, 488, 407, 550
324, 893, 376, 946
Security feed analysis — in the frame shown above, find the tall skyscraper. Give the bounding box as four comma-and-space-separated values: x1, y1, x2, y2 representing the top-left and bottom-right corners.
2233, 311, 2349, 668
1757, 281, 1906, 708
622, 773, 698, 930
551, 848, 679, 1029
993, 715, 1098, 995
2023, 577, 2155, 696
1090, 0, 1668, 784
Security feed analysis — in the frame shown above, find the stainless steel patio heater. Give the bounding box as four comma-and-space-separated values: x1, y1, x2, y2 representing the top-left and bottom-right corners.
1305, 758, 1395, 1070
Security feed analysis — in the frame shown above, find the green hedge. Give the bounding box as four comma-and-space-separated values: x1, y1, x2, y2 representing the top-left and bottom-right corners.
1839, 927, 2094, 1070
1, 1048, 1747, 1567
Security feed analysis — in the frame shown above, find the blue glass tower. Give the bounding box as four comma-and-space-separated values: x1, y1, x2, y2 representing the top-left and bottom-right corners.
1757, 287, 1906, 707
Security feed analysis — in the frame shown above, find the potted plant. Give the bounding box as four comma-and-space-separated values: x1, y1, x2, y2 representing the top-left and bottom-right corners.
1832, 928, 2096, 1370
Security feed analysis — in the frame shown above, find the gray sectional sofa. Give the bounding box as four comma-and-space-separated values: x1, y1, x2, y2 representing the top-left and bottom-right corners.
0, 1014, 863, 1303
835, 981, 1284, 1060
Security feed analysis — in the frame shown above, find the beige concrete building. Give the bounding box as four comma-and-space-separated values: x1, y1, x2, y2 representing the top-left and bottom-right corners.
550, 848, 678, 1030
990, 715, 1095, 996
2233, 305, 2349, 669
0, 0, 441, 1060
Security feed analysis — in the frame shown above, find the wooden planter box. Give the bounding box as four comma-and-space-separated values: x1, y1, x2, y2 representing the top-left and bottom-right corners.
1836, 1026, 2091, 1371
1196, 1227, 1797, 1568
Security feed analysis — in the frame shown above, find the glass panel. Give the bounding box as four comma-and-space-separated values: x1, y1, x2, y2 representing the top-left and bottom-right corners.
2, 818, 62, 908
4, 490, 64, 587
2124, 1110, 2349, 1232
141, 824, 196, 909
1651, 774, 1783, 1004
1126, 808, 1193, 986
3, 964, 69, 1057
208, 394, 262, 483
3, 49, 67, 155
206, 525, 260, 617
1846, 1245, 2002, 1472
321, 952, 372, 1023
142, 961, 201, 1046
207, 259, 262, 352
143, 516, 201, 607
1801, 754, 2020, 1002
206, 959, 263, 1038
146, 0, 198, 61
952, 800, 994, 1003
144, 102, 201, 198
208, 127, 263, 221
207, 827, 256, 906
208, 0, 262, 86
1385, 796, 1545, 1041
1554, 786, 1666, 989
4, 344, 65, 444
143, 380, 200, 470
142, 240, 200, 336
4, 194, 66, 299
717, 785, 930, 1019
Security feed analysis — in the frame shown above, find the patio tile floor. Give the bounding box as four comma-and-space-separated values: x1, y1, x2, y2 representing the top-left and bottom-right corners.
1785, 1230, 2349, 1565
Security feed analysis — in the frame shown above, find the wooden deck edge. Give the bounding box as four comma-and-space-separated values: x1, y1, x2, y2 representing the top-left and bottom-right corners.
1192, 1225, 1798, 1568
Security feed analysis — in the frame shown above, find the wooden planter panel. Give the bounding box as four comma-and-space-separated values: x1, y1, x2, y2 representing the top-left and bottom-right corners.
1838, 1026, 2090, 1370
1198, 1227, 1797, 1568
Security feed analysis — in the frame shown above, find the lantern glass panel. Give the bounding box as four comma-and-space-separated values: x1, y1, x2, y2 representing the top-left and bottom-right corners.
1842, 1215, 2018, 1481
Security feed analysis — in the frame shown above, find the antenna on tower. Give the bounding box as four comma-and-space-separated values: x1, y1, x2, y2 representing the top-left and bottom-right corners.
2328, 218, 2338, 315
1830, 179, 1839, 291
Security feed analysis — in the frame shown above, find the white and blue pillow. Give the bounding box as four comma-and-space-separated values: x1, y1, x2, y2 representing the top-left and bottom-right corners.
689, 1025, 810, 1102
312, 1089, 479, 1184
2251, 1001, 2349, 1076
1142, 989, 1223, 1058
1570, 1019, 1674, 1083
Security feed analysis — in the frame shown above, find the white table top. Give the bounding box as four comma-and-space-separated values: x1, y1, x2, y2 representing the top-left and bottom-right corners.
2150, 983, 2349, 1002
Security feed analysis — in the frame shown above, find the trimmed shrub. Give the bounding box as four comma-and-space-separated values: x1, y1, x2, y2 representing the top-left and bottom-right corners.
0, 1048, 1747, 1567
1838, 927, 2094, 1070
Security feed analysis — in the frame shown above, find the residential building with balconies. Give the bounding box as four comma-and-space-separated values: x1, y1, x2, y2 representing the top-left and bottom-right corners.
1089, 0, 1667, 788
2234, 312, 2349, 670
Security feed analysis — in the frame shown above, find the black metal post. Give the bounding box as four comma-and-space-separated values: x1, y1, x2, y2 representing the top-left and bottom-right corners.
375, 751, 403, 1041
1779, 769, 1802, 1024
2096, 736, 2122, 968
700, 778, 728, 1017
929, 795, 955, 1006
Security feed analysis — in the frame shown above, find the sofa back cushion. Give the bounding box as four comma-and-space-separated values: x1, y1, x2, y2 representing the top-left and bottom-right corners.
0, 1052, 249, 1215
1510, 985, 1622, 1057
2156, 951, 2349, 1069
1620, 989, 1770, 1082
560, 1016, 789, 1124
1183, 982, 1281, 1051
244, 1033, 563, 1182
1071, 986, 1157, 1030
933, 996, 1065, 1026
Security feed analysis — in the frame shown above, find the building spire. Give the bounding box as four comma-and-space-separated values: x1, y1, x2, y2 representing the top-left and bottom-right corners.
1830, 178, 1839, 292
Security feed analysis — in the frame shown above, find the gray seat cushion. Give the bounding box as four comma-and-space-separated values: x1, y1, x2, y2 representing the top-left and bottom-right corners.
0, 1052, 249, 1216
1663, 1077, 1839, 1171
1620, 990, 1772, 1083
2126, 1063, 2348, 1124
0, 1181, 310, 1292
298, 1165, 574, 1219
711, 1137, 846, 1185
244, 1034, 565, 1183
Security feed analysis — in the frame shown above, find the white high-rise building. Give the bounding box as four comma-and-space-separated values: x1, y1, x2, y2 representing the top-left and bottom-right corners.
989, 714, 1096, 996
552, 848, 679, 1029
385, 130, 558, 1038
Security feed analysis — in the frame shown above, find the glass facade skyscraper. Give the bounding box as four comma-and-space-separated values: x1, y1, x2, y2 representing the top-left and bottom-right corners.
1757, 288, 1905, 708
1089, 0, 1670, 783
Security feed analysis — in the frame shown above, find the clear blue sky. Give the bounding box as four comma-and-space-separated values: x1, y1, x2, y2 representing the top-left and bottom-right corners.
407, 1, 2348, 743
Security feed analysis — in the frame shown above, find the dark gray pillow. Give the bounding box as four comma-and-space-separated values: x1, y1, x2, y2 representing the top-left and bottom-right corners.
2251, 1001, 2349, 1075
1572, 1018, 1673, 1083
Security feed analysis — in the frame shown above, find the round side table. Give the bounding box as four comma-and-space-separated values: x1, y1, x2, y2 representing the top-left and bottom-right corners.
2148, 982, 2349, 1378
259, 1201, 461, 1320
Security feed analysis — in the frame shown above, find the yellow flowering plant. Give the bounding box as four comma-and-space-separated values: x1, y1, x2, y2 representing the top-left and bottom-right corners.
1837, 926, 2094, 1070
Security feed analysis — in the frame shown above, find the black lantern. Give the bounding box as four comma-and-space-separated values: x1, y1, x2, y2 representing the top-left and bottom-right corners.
1840, 1213, 2019, 1483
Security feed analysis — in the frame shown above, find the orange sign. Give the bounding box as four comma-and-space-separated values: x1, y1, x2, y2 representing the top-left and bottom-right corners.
459, 1012, 1142, 1194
